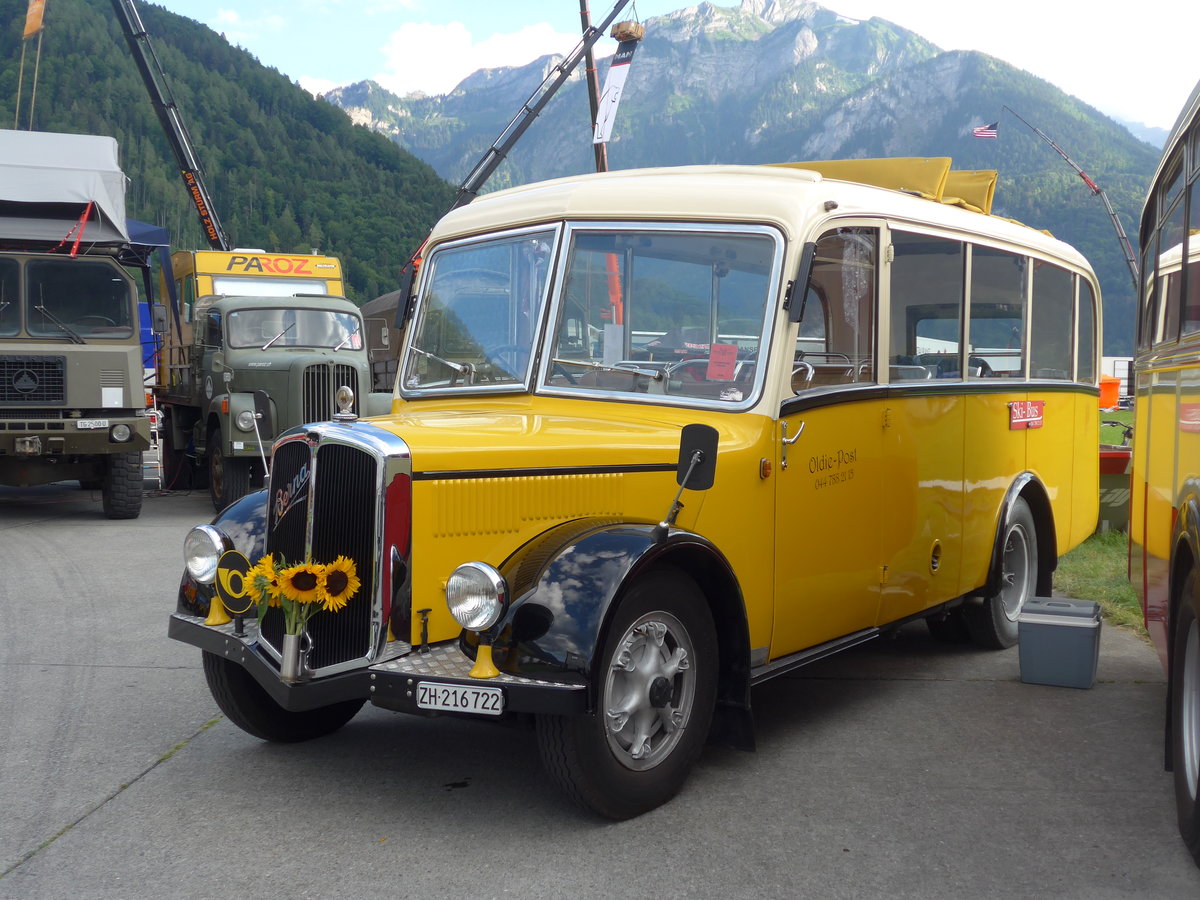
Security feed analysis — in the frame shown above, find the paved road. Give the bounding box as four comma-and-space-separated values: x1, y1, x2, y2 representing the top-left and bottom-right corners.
1, 481, 1198, 898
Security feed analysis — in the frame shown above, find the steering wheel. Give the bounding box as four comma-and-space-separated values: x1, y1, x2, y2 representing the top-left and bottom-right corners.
483, 344, 529, 378
76, 315, 116, 327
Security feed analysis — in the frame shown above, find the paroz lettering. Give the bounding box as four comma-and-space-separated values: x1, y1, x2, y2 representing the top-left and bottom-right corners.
225, 256, 314, 275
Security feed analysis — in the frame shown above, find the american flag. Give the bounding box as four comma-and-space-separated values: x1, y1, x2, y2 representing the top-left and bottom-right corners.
973, 122, 999, 139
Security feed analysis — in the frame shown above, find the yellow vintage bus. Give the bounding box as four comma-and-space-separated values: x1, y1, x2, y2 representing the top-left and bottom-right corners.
1129, 77, 1200, 866
172, 159, 1100, 819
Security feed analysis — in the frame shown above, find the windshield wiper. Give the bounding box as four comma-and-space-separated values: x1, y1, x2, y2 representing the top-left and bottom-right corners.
262, 322, 296, 350
552, 358, 664, 382
332, 322, 361, 352
411, 346, 476, 385
33, 305, 85, 344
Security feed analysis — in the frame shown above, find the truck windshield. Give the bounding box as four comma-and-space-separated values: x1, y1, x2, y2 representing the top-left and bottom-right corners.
24, 259, 135, 338
226, 307, 364, 350
403, 228, 556, 390
0, 258, 17, 337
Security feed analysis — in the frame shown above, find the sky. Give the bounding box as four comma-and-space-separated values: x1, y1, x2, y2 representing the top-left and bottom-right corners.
143, 0, 1199, 132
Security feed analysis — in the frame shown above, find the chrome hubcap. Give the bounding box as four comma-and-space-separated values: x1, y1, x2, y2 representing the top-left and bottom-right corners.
999, 522, 1032, 622
603, 612, 695, 771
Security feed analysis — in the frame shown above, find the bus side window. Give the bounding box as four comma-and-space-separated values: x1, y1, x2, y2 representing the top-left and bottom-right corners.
1030, 260, 1073, 380
794, 227, 877, 392
1076, 280, 1096, 383
1184, 178, 1200, 334
968, 245, 1027, 378
889, 232, 964, 381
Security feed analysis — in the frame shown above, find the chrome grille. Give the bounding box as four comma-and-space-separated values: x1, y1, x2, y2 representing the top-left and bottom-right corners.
0, 355, 66, 404
262, 435, 379, 672
303, 363, 358, 421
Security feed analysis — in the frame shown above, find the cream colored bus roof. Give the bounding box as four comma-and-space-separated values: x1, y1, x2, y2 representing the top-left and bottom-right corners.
429, 162, 1090, 272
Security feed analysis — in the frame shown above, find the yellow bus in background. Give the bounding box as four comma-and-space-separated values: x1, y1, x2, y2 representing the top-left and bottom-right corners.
1129, 76, 1200, 868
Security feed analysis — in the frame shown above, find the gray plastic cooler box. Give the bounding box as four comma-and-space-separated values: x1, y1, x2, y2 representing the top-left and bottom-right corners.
1017, 597, 1102, 689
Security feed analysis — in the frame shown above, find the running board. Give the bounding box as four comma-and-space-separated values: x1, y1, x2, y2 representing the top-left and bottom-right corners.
749, 628, 880, 685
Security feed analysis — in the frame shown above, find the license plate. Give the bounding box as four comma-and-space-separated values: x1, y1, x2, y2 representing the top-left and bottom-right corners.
416, 681, 504, 716
76, 419, 109, 430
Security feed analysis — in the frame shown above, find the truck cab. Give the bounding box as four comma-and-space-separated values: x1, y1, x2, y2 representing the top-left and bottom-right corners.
155, 291, 387, 509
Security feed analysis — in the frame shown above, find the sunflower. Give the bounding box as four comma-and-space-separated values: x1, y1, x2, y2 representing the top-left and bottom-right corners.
319, 555, 361, 612
248, 554, 281, 609
278, 561, 324, 605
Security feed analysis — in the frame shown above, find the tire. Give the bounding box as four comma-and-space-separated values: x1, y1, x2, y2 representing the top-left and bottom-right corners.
202, 651, 365, 743
965, 496, 1037, 649
926, 606, 972, 643
101, 451, 143, 519
535, 566, 717, 820
1171, 569, 1200, 866
208, 425, 251, 511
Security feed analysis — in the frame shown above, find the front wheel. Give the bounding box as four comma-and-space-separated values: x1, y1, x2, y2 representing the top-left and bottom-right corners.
202, 652, 364, 742
101, 451, 143, 519
208, 425, 251, 511
965, 496, 1038, 649
1172, 569, 1200, 865
536, 567, 717, 819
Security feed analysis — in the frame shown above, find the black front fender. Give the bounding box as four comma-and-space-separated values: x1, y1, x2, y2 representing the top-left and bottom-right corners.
487, 519, 736, 685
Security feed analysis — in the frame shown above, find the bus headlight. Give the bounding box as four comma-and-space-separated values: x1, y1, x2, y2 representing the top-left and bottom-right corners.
446, 562, 508, 631
184, 525, 228, 584
235, 410, 256, 432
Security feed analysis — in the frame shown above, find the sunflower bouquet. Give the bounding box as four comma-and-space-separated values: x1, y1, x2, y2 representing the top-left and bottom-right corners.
245, 553, 361, 636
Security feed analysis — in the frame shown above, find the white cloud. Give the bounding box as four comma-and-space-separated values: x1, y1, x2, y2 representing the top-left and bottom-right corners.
374, 21, 579, 96
299, 76, 341, 98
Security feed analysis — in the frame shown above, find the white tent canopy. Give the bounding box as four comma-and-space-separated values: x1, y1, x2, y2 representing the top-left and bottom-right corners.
0, 129, 130, 245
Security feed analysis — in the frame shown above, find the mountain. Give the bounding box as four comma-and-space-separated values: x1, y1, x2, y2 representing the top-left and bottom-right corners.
325, 0, 1160, 355
0, 0, 454, 301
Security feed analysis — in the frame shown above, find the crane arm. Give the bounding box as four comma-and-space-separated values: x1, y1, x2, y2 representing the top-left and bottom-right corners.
111, 0, 229, 251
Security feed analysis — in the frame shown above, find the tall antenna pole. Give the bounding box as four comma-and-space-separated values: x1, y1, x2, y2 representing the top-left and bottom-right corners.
580, 1, 609, 173
1002, 105, 1138, 291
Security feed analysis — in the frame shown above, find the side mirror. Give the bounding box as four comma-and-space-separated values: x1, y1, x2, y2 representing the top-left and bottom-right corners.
151, 304, 168, 335
653, 424, 719, 542
253, 389, 274, 441
677, 423, 718, 491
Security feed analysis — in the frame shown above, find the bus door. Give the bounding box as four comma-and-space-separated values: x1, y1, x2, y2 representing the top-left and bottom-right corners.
773, 226, 884, 657
877, 229, 967, 621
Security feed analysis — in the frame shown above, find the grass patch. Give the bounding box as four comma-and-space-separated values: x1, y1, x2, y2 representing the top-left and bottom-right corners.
1099, 408, 1133, 446
1053, 529, 1146, 637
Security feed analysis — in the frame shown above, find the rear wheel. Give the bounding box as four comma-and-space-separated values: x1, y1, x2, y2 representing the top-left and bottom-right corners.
1172, 569, 1200, 865
208, 425, 251, 511
101, 451, 143, 519
536, 567, 717, 819
965, 496, 1037, 649
202, 651, 364, 742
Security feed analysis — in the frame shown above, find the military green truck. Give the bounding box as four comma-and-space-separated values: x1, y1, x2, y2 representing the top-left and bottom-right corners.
0, 129, 154, 519
152, 278, 391, 511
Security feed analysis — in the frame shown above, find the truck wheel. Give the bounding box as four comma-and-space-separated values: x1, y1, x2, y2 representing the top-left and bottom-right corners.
965, 496, 1037, 649
202, 651, 365, 742
208, 425, 251, 511
535, 566, 717, 819
1172, 569, 1200, 865
101, 451, 143, 519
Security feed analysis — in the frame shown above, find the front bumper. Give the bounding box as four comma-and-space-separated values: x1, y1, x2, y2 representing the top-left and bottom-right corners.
169, 613, 587, 716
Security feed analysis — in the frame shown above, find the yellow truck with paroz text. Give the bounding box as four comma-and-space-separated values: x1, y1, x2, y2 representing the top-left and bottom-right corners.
153, 249, 389, 510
